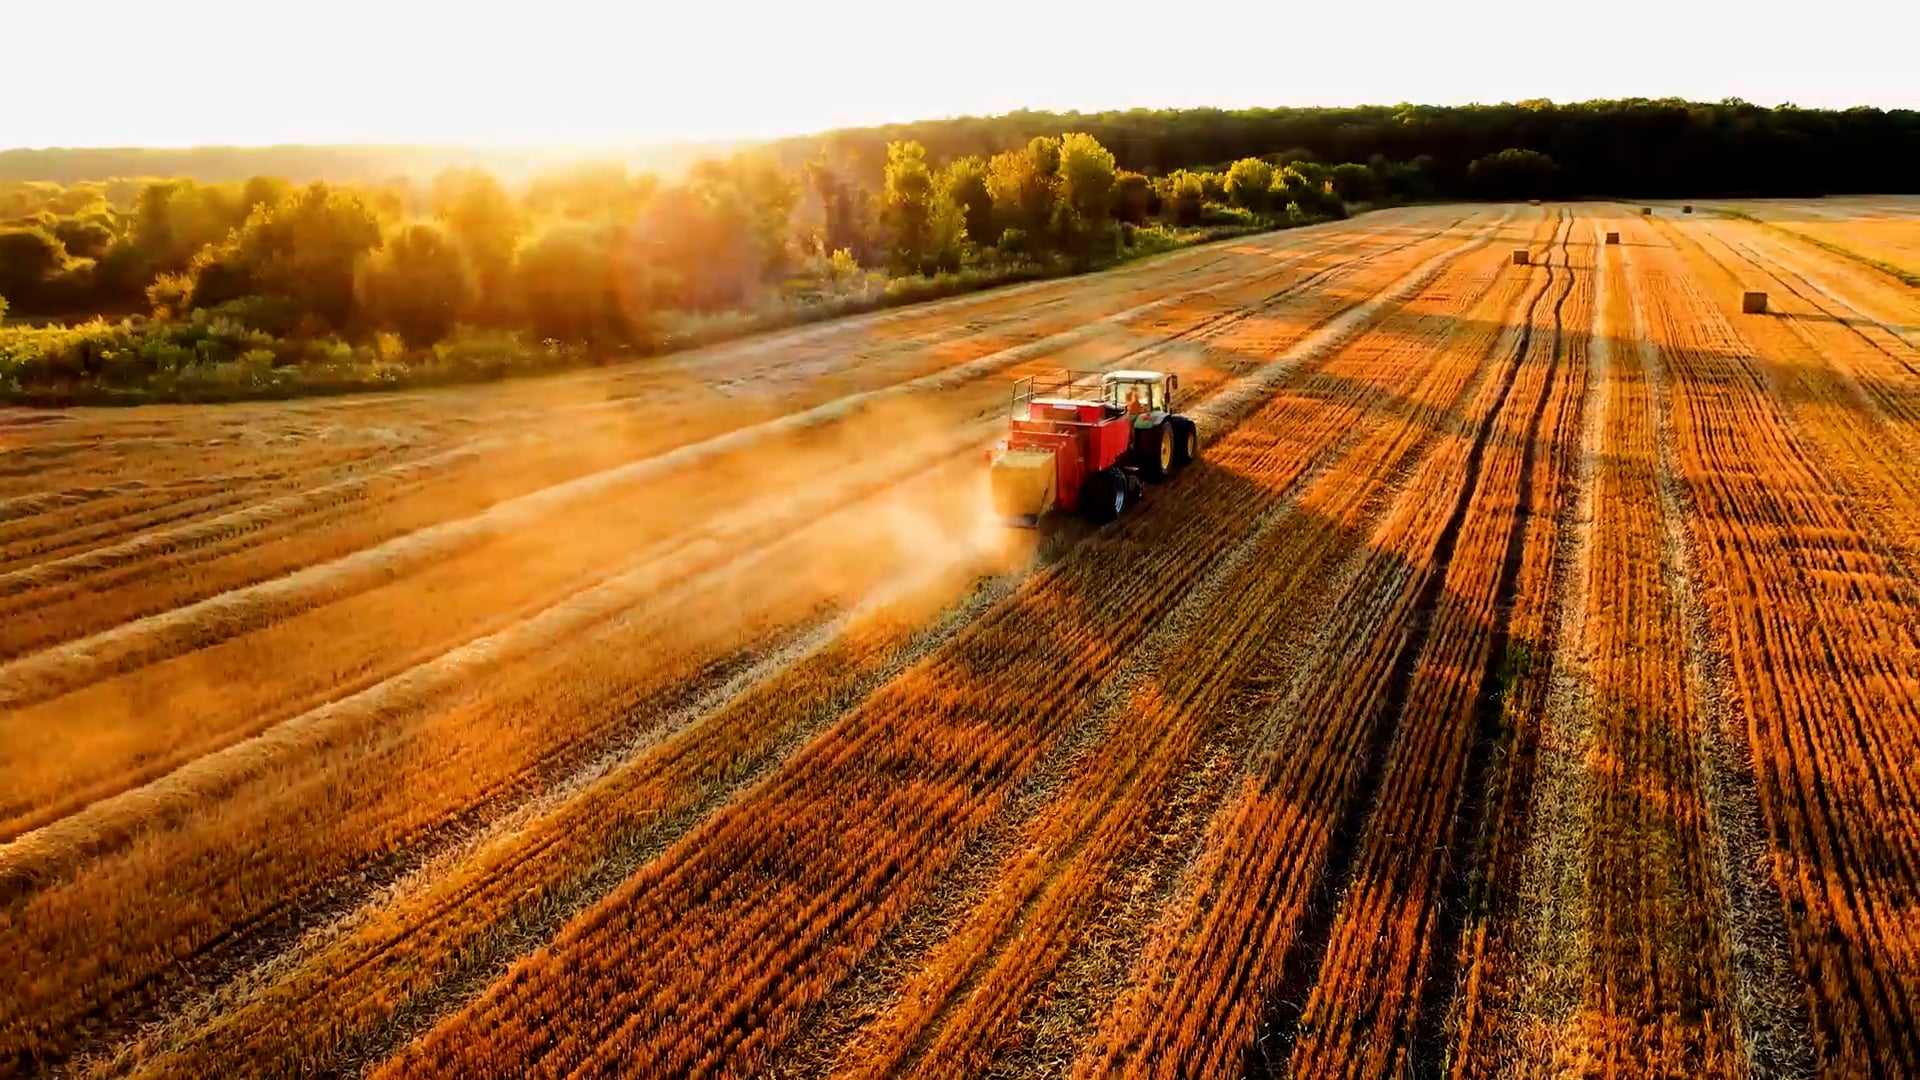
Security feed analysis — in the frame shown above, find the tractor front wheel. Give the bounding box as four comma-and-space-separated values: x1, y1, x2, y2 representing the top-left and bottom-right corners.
1082, 467, 1130, 524
1170, 416, 1200, 468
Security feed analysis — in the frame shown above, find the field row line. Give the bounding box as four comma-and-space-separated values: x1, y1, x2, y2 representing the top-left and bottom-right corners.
1624, 230, 1817, 1077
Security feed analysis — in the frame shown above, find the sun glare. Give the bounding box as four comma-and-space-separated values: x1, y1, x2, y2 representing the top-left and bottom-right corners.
1, 0, 1913, 149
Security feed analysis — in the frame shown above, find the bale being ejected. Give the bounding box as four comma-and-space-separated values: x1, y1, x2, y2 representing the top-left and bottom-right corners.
986, 369, 1200, 527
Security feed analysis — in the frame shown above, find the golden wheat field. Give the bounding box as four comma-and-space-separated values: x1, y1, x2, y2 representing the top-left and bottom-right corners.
3, 200, 1917, 1080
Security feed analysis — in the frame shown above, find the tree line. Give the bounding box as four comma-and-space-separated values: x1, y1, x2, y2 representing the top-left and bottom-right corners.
1, 129, 1377, 396
5, 96, 1913, 398
0, 131, 1390, 343
10, 99, 1911, 202
769, 98, 1920, 200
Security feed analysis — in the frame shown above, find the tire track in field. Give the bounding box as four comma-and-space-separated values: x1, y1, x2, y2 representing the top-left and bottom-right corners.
1410, 210, 1581, 1073
770, 213, 1511, 1079
1678, 224, 1920, 586
1247, 210, 1566, 1078
0, 220, 1430, 711
1626, 237, 1817, 1079
1494, 218, 1614, 1071
1062, 210, 1540, 1080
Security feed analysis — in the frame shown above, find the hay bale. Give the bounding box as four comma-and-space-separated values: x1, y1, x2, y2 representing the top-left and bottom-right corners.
1528, 198, 1542, 206
1605, 232, 1621, 245
1742, 291, 1769, 314
1642, 207, 1653, 215
1512, 249, 1530, 266
1683, 204, 1695, 214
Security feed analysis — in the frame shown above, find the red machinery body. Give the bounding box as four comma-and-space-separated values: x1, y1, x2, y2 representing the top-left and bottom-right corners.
1005, 397, 1134, 512
988, 369, 1199, 526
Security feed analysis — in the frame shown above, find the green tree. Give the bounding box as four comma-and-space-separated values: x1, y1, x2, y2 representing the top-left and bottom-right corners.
356, 222, 473, 347
1329, 162, 1375, 202
940, 156, 995, 247
804, 156, 877, 265
188, 182, 382, 329
622, 183, 747, 313
1112, 171, 1152, 225
1054, 133, 1117, 250
0, 227, 69, 307
1224, 158, 1276, 212
693, 153, 798, 280
516, 223, 620, 342
1274, 165, 1315, 205
1162, 171, 1205, 225
986, 136, 1061, 249
51, 216, 113, 260
882, 140, 936, 274
240, 176, 291, 216
431, 169, 520, 320
928, 191, 967, 273
1466, 149, 1561, 200
126, 180, 246, 276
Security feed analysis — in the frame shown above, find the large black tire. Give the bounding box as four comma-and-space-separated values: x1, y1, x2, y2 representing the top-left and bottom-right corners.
1081, 466, 1129, 524
1133, 421, 1173, 481
1170, 415, 1200, 468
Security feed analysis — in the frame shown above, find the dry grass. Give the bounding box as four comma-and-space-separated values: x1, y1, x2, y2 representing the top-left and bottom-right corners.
6, 200, 1918, 1080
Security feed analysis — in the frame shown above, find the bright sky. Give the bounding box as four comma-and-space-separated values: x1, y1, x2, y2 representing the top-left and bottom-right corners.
2, 0, 1915, 149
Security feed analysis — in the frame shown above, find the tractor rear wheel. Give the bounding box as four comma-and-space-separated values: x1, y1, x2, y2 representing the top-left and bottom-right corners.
1135, 421, 1172, 481
1170, 416, 1199, 468
1082, 467, 1129, 524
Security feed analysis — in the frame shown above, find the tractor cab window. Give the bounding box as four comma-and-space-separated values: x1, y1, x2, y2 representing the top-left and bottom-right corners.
1108, 380, 1164, 414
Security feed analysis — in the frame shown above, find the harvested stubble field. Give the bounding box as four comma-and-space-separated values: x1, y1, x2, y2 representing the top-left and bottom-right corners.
2, 199, 1916, 1080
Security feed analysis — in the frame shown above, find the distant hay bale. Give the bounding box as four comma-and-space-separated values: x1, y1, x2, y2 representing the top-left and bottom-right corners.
1512, 249, 1530, 266
1683, 204, 1695, 213
1642, 207, 1652, 215
1742, 291, 1769, 314
1605, 232, 1621, 245
1528, 198, 1542, 206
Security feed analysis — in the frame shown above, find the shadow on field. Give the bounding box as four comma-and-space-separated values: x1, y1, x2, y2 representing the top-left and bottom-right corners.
1782, 310, 1920, 337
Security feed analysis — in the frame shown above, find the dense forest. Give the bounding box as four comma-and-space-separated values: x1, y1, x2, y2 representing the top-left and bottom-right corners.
768, 98, 1920, 199
2, 97, 1914, 401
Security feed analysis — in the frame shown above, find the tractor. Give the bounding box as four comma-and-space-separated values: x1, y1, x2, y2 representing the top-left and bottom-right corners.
987, 368, 1200, 527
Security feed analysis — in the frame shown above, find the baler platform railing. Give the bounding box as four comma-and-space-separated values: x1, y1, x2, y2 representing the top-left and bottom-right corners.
1007, 369, 1114, 418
